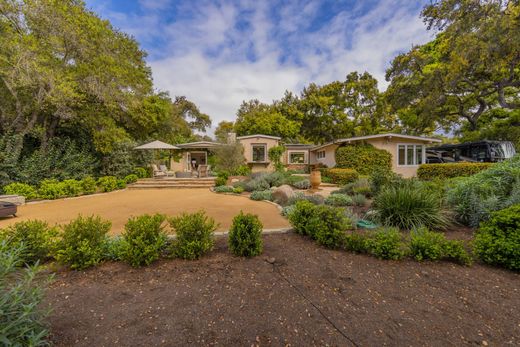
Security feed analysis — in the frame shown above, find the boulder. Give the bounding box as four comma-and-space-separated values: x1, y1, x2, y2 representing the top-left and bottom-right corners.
272, 185, 295, 205
0, 195, 25, 205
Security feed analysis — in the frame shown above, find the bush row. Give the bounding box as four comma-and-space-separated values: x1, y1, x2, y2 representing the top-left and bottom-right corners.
287, 201, 472, 265
0, 211, 265, 270
2, 174, 139, 200
320, 168, 359, 185
417, 162, 493, 180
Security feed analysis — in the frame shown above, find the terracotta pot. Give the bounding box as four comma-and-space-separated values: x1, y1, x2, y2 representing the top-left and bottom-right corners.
310, 170, 321, 190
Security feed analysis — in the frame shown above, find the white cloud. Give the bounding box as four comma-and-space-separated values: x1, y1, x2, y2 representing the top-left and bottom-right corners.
87, 0, 433, 131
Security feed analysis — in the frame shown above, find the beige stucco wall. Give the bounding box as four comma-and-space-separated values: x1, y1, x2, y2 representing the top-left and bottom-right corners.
238, 136, 280, 172
309, 138, 433, 177
309, 144, 339, 168
170, 152, 188, 172
364, 138, 426, 178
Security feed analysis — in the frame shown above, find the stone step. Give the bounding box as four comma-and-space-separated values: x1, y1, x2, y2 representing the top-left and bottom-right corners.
133, 181, 215, 185
128, 185, 213, 189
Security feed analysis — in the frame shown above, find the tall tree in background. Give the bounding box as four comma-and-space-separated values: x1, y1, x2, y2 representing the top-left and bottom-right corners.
386, 0, 520, 136
234, 99, 301, 140
214, 121, 235, 143
0, 0, 211, 184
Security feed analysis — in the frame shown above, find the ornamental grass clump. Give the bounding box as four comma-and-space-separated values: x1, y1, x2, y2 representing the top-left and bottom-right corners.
228, 212, 263, 257
0, 242, 51, 346
56, 215, 111, 270
120, 214, 167, 267
169, 211, 217, 260
0, 220, 59, 265
371, 183, 451, 230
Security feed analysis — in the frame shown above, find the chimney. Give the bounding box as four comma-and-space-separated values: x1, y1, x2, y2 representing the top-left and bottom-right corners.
227, 132, 237, 144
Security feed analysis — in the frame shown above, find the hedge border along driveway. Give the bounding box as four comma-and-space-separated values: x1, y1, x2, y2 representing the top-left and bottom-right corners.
417, 163, 493, 180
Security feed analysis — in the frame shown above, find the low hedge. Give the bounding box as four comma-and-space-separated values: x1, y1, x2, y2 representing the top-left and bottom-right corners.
418, 162, 493, 180
321, 168, 359, 185
335, 144, 392, 175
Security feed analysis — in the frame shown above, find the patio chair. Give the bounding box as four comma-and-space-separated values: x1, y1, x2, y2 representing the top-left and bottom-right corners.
198, 165, 208, 178
159, 164, 175, 177
151, 164, 166, 178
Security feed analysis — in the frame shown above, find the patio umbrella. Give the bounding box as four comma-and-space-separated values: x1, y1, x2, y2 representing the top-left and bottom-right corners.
134, 140, 180, 150
134, 140, 180, 170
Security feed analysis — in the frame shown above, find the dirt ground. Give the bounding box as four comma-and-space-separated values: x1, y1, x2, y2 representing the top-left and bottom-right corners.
44, 233, 520, 346
0, 189, 290, 234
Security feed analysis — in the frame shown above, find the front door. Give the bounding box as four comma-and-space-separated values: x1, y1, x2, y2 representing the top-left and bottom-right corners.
188, 151, 207, 171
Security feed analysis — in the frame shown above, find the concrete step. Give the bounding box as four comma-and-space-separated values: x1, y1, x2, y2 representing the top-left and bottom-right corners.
128, 178, 216, 190
128, 185, 213, 189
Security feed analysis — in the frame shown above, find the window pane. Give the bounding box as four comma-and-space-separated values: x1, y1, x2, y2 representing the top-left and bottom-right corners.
252, 145, 265, 162
416, 145, 423, 164
290, 152, 305, 164
398, 145, 405, 165
407, 146, 414, 165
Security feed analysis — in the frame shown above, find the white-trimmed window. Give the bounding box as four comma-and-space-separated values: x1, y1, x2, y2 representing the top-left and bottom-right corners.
288, 151, 307, 164
397, 144, 425, 166
252, 144, 266, 162
316, 150, 326, 159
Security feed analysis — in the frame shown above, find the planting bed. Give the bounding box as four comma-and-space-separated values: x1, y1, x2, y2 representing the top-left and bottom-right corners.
45, 233, 519, 346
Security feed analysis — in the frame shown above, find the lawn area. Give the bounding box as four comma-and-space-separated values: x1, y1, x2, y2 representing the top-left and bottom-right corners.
0, 189, 290, 234
45, 233, 520, 346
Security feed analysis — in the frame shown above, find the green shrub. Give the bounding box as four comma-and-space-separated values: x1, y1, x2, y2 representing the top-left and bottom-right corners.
0, 242, 51, 346
333, 178, 372, 197
281, 205, 295, 217
3, 182, 37, 199
214, 185, 234, 193
474, 204, 520, 270
120, 214, 167, 267
312, 205, 351, 248
264, 171, 287, 187
371, 183, 451, 230
322, 168, 359, 185
104, 237, 124, 261
116, 179, 127, 189
369, 167, 403, 195
228, 212, 263, 257
56, 215, 111, 270
284, 175, 306, 186
418, 163, 493, 180
233, 186, 244, 194
410, 228, 471, 265
343, 232, 369, 253
232, 165, 251, 176
215, 177, 227, 187
303, 194, 325, 205
80, 176, 98, 194
447, 156, 520, 227
38, 179, 65, 199
61, 179, 83, 197
410, 228, 446, 261
366, 228, 406, 260
325, 193, 353, 206
351, 194, 367, 206
134, 167, 150, 178
169, 211, 217, 260
250, 190, 273, 201
288, 200, 319, 236
97, 176, 119, 192
335, 144, 392, 176
0, 220, 59, 265
124, 174, 139, 184
292, 179, 311, 190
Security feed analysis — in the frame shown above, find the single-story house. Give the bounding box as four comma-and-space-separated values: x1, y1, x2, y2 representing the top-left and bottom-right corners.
167, 133, 441, 178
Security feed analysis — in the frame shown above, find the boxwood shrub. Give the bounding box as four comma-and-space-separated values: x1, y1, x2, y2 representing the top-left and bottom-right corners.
366, 228, 406, 260
120, 214, 167, 267
80, 176, 98, 194
322, 168, 359, 185
474, 204, 520, 270
417, 163, 493, 180
228, 212, 263, 257
335, 144, 392, 175
169, 211, 217, 260
56, 215, 112, 270
0, 220, 59, 265
410, 227, 471, 265
97, 176, 119, 192
2, 182, 38, 200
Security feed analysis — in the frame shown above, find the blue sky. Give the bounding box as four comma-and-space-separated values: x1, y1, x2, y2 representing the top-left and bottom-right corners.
85, 0, 432, 128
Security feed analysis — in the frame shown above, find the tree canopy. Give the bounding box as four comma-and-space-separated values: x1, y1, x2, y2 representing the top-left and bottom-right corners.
0, 0, 211, 185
